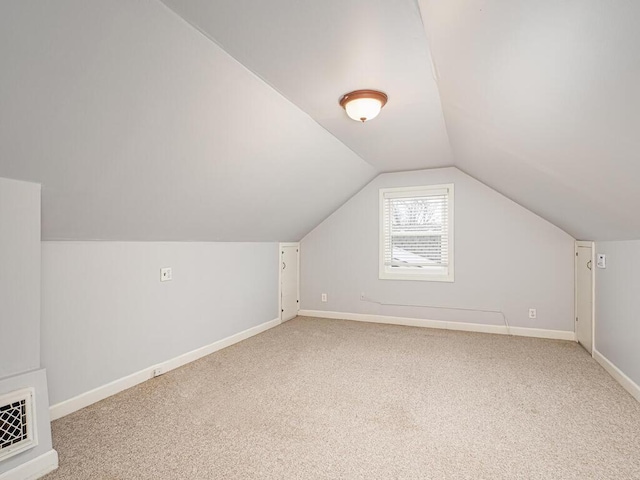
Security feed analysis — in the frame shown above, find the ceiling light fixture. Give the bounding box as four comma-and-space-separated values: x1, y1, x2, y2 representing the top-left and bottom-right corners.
339, 89, 388, 123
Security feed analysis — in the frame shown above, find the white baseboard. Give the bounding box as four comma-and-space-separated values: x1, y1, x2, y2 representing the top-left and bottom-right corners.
298, 310, 576, 341
0, 450, 58, 480
50, 317, 281, 420
594, 349, 640, 403
507, 326, 575, 341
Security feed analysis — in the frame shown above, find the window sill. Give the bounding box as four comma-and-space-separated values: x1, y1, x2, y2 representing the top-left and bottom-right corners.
379, 270, 455, 283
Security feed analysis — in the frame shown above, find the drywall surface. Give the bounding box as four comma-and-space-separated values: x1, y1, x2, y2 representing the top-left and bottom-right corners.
0, 0, 375, 241
419, 0, 640, 241
0, 177, 55, 477
595, 240, 640, 387
0, 177, 41, 378
41, 241, 278, 405
301, 167, 575, 331
0, 369, 55, 476
161, 0, 453, 172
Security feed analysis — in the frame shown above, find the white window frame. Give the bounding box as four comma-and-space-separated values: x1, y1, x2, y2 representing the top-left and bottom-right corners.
379, 183, 454, 282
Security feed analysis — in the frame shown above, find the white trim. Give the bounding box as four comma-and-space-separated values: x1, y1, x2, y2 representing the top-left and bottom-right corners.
298, 310, 575, 341
575, 241, 595, 354
279, 243, 300, 323
591, 246, 596, 354
0, 449, 58, 480
507, 326, 576, 340
379, 183, 455, 283
574, 243, 577, 343
49, 317, 280, 420
0, 388, 38, 463
594, 349, 640, 403
575, 241, 594, 247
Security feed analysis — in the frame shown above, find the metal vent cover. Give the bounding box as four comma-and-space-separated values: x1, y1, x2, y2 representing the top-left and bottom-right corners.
0, 388, 38, 462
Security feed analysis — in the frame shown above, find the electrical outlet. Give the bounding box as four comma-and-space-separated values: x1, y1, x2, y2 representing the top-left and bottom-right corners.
597, 254, 606, 268
321, 293, 327, 302
160, 267, 172, 282
153, 367, 163, 377
529, 308, 537, 319
360, 292, 365, 301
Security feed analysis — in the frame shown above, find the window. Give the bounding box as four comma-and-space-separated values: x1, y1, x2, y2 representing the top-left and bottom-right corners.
379, 184, 454, 282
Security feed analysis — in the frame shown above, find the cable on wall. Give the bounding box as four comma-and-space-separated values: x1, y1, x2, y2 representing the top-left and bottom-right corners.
359, 295, 512, 336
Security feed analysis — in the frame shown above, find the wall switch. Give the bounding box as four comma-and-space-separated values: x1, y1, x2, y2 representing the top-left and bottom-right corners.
321, 293, 327, 302
529, 308, 537, 319
597, 254, 606, 269
153, 367, 163, 377
160, 267, 172, 282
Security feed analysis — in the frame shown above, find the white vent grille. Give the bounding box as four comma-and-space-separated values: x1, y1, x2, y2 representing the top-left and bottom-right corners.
0, 388, 38, 462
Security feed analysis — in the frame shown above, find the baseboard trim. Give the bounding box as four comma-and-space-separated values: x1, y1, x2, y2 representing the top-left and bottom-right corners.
50, 317, 281, 420
594, 349, 640, 403
0, 450, 58, 480
508, 326, 575, 340
298, 310, 575, 341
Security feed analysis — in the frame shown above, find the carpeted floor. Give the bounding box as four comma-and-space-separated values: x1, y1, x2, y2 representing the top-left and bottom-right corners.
44, 316, 640, 479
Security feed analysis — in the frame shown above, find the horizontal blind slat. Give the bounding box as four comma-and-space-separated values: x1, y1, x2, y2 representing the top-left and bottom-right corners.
383, 190, 450, 269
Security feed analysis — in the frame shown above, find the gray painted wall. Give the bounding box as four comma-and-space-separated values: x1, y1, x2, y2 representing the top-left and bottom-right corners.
0, 177, 41, 378
301, 167, 575, 331
595, 240, 640, 387
42, 241, 278, 405
0, 177, 54, 476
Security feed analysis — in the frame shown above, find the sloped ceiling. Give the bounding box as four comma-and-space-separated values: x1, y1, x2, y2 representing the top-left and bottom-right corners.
160, 0, 454, 172
1, 0, 638, 241
0, 1, 375, 241
162, 0, 640, 241
419, 0, 640, 240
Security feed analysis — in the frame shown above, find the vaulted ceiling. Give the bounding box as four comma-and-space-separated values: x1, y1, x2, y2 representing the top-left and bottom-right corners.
1, 0, 638, 241
160, 0, 454, 172
419, 0, 640, 241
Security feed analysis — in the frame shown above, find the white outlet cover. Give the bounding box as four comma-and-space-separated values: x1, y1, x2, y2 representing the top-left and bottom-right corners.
160, 267, 172, 282
597, 254, 606, 268
321, 293, 327, 302
529, 308, 537, 319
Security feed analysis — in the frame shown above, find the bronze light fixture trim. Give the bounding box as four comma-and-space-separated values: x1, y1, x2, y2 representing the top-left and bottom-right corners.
339, 89, 388, 122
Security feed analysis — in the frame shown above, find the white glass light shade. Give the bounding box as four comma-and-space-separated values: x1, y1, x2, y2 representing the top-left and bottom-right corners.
345, 98, 383, 122
339, 90, 388, 123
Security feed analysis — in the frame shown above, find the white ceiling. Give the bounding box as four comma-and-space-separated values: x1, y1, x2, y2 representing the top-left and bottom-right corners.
1, 0, 639, 241
0, 1, 375, 241
161, 0, 640, 240
419, 0, 640, 240
160, 0, 454, 172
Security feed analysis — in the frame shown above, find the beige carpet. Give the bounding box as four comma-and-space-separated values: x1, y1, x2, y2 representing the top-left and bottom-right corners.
44, 317, 640, 479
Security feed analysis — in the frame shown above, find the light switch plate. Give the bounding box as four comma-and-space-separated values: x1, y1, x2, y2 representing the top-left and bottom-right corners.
597, 254, 606, 269
160, 267, 172, 282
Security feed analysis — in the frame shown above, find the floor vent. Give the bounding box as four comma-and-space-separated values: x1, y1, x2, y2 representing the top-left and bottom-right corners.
0, 388, 38, 462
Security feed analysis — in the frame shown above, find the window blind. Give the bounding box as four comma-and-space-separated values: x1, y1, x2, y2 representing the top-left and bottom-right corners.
382, 188, 450, 269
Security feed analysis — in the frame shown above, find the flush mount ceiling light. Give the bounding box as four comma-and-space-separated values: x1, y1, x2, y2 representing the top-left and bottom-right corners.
339, 89, 388, 123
